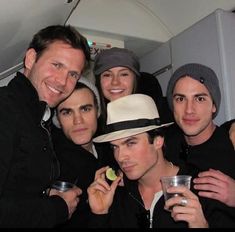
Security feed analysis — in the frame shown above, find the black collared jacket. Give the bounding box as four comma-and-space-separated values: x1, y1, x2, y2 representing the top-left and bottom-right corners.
0, 72, 68, 228
51, 125, 117, 228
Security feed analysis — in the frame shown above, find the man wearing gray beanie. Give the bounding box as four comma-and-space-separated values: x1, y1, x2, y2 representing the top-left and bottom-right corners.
166, 63, 221, 119
165, 63, 235, 213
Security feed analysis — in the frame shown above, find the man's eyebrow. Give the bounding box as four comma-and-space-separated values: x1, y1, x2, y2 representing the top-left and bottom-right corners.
121, 136, 138, 145
173, 93, 185, 97
80, 103, 93, 109
194, 93, 209, 97
110, 136, 138, 147
173, 93, 209, 97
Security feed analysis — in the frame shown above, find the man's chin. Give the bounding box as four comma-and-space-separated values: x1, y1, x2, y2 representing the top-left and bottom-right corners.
72, 138, 90, 146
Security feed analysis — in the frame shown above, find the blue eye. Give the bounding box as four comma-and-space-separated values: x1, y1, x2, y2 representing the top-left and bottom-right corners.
69, 72, 80, 79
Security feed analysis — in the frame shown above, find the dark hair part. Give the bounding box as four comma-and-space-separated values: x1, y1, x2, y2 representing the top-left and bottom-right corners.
26, 24, 90, 67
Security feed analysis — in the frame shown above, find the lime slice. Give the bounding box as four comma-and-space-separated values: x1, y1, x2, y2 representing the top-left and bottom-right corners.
106, 168, 117, 181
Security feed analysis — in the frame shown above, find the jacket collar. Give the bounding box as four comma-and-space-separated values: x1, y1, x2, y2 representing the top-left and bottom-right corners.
8, 72, 50, 123
124, 175, 143, 204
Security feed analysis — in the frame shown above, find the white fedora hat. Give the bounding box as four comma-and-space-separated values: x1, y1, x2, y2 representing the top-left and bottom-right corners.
93, 94, 173, 143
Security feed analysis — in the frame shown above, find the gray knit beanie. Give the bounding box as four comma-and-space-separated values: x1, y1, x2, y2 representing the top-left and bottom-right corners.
93, 47, 140, 77
166, 63, 221, 118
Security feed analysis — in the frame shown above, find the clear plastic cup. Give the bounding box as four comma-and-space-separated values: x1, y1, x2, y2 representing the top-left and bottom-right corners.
161, 175, 192, 201
51, 180, 75, 192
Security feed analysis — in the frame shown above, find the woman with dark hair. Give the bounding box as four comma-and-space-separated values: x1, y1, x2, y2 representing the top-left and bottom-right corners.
93, 47, 172, 134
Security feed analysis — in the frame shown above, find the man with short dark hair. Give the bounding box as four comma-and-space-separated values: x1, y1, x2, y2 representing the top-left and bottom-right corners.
52, 77, 115, 228
165, 63, 235, 208
87, 94, 235, 228
0, 25, 90, 227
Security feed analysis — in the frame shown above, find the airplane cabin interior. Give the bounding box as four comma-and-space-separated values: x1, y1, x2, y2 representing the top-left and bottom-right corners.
1, 0, 235, 125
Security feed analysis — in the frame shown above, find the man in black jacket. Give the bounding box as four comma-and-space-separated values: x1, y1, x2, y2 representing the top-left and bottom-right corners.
165, 63, 235, 208
52, 77, 115, 228
87, 94, 235, 228
0, 25, 90, 227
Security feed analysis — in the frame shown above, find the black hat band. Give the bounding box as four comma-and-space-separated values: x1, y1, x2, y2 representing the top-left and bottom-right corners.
105, 118, 161, 134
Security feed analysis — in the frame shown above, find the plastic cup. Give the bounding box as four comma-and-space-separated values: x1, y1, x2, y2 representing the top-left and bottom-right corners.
161, 175, 192, 201
51, 180, 75, 192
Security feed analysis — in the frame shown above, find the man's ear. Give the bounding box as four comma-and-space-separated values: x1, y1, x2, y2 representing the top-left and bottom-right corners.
24, 48, 37, 70
153, 136, 164, 149
212, 103, 216, 114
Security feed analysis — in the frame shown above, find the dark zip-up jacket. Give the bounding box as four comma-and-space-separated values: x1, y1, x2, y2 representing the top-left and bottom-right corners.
51, 125, 117, 228
165, 124, 235, 179
0, 72, 68, 228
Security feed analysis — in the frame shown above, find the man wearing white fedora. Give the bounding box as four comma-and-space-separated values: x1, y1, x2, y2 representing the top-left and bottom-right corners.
87, 94, 234, 228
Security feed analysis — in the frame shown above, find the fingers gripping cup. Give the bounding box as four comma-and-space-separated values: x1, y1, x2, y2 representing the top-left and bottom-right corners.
160, 175, 192, 201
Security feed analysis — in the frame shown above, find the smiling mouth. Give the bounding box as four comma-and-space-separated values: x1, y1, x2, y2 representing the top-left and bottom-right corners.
47, 84, 62, 94
110, 89, 124, 94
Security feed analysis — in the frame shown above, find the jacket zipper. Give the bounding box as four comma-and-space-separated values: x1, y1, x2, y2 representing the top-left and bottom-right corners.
40, 120, 60, 182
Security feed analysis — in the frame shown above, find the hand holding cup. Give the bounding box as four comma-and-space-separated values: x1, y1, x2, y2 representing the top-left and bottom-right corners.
49, 180, 82, 219
161, 175, 192, 210
161, 175, 208, 227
